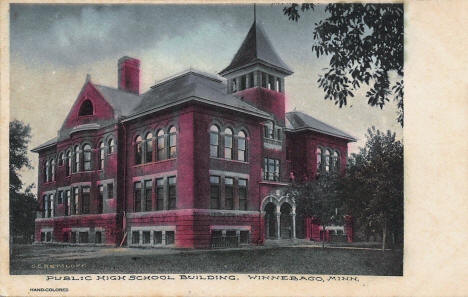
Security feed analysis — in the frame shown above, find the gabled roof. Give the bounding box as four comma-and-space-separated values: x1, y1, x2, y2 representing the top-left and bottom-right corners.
219, 21, 293, 76
286, 111, 356, 142
31, 137, 57, 153
94, 84, 142, 117
125, 69, 272, 121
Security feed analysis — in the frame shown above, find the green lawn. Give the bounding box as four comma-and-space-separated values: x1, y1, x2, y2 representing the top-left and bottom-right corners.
10, 245, 402, 276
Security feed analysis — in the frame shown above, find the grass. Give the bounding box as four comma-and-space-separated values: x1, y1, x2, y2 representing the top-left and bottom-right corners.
10, 244, 403, 276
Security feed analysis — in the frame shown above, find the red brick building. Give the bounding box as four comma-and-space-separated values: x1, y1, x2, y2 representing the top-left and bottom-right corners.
32, 21, 355, 248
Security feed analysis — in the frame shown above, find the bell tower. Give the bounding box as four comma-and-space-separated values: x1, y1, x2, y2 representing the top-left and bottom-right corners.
219, 21, 293, 123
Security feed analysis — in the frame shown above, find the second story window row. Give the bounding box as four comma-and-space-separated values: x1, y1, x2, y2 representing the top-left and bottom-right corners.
134, 126, 177, 165
316, 146, 341, 175
210, 124, 248, 162
49, 136, 116, 178
133, 176, 177, 212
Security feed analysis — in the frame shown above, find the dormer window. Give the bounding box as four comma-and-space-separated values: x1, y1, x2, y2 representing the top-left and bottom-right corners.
78, 100, 93, 116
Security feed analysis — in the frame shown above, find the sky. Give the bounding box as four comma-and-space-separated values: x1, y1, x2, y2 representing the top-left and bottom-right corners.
10, 4, 403, 190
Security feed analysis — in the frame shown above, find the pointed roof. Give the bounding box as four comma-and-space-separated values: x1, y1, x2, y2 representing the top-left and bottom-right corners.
219, 21, 293, 76
285, 111, 357, 142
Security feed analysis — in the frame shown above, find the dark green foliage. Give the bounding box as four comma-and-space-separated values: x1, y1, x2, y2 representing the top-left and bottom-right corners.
9, 120, 37, 243
283, 4, 404, 126
10, 120, 32, 193
341, 127, 404, 248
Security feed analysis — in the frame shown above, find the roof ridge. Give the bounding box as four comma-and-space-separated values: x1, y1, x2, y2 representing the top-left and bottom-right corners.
151, 69, 223, 89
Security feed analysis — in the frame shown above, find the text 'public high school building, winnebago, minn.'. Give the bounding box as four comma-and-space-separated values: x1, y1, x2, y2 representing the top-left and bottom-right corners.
32, 20, 356, 248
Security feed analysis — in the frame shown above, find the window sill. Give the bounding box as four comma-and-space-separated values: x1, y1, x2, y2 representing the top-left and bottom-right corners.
259, 181, 290, 186
42, 181, 56, 185
210, 157, 249, 164
133, 158, 176, 168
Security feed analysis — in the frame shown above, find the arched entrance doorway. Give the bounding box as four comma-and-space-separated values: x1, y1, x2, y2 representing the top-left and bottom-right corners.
264, 202, 277, 239
261, 193, 296, 240
280, 203, 293, 239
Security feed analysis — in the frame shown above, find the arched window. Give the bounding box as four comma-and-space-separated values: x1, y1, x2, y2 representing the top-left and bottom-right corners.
66, 151, 72, 176
316, 147, 322, 172
210, 125, 219, 158
157, 129, 166, 161
107, 138, 115, 155
98, 142, 105, 170
74, 145, 80, 172
135, 136, 143, 165
237, 130, 247, 162
145, 132, 153, 163
44, 161, 50, 182
264, 121, 274, 139
333, 151, 340, 171
224, 128, 233, 160
325, 149, 331, 172
83, 144, 92, 171
168, 126, 177, 159
78, 100, 93, 116
58, 152, 64, 166
51, 158, 55, 181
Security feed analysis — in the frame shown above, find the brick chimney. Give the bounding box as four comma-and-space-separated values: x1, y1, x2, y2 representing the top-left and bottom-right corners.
118, 56, 140, 94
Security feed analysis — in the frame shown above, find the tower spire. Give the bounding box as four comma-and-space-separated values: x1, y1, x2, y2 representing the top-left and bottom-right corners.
254, 3, 256, 23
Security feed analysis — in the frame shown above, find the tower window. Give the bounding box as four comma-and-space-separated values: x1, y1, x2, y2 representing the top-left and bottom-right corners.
78, 100, 93, 116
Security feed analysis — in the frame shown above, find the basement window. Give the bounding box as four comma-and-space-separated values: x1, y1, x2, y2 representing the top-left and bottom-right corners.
165, 231, 175, 245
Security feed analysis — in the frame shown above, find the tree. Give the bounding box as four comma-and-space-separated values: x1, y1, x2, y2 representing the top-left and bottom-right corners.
286, 173, 343, 248
340, 127, 403, 250
283, 4, 404, 126
9, 120, 37, 244
10, 120, 32, 193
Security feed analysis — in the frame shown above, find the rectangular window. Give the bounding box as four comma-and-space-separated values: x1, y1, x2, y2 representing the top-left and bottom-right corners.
49, 194, 54, 217
210, 176, 220, 209
154, 231, 162, 244
156, 178, 164, 211
46, 232, 52, 242
107, 183, 114, 199
165, 231, 175, 245
142, 231, 151, 244
65, 190, 70, 216
63, 232, 69, 243
168, 177, 177, 210
97, 185, 104, 214
58, 191, 63, 204
95, 231, 102, 244
40, 232, 45, 242
42, 195, 46, 218
132, 231, 140, 245
240, 231, 249, 244
134, 182, 142, 212
46, 194, 52, 218
264, 157, 280, 181
239, 179, 248, 210
79, 232, 88, 243
144, 180, 152, 211
81, 186, 90, 214
225, 177, 234, 210
71, 232, 77, 243
73, 187, 79, 215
